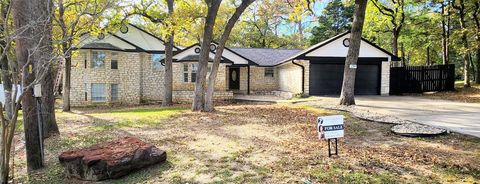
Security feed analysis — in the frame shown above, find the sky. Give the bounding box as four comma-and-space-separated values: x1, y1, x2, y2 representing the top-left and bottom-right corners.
277, 1, 327, 36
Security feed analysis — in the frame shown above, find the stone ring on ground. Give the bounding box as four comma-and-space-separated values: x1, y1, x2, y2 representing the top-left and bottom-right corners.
391, 123, 447, 137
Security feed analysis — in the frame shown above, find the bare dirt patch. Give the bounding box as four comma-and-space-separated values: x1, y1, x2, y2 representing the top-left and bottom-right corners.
12, 104, 480, 183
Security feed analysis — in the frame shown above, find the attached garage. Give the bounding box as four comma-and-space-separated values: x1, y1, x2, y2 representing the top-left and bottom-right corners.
309, 59, 383, 95
278, 31, 401, 96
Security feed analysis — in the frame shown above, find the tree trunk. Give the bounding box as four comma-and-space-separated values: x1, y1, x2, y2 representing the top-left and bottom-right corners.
400, 43, 406, 66
40, 62, 59, 138
192, 0, 222, 111
37, 0, 58, 138
339, 0, 368, 106
205, 0, 255, 112
456, 0, 470, 88
63, 53, 71, 111
12, 0, 46, 171
427, 46, 430, 65
474, 2, 480, 84
163, 0, 174, 106
392, 30, 400, 67
477, 48, 480, 84
441, 1, 449, 65
0, 46, 12, 119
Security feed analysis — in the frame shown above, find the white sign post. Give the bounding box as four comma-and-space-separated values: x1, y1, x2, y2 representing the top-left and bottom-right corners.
317, 115, 344, 157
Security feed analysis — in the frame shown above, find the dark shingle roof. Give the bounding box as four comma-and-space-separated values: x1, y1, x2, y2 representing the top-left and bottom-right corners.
178, 54, 214, 61
81, 43, 121, 50
231, 48, 302, 66
176, 54, 230, 63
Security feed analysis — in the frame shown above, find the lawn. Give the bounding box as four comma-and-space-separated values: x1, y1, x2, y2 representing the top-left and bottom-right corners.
420, 81, 480, 103
12, 103, 480, 183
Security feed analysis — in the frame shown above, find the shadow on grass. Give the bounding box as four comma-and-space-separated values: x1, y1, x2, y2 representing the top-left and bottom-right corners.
108, 161, 173, 184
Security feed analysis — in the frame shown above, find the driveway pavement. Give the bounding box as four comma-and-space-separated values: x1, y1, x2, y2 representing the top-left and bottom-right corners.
305, 96, 480, 138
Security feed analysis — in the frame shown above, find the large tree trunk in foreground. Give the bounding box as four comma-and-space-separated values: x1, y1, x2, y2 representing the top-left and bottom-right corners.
63, 52, 71, 111
192, 0, 222, 111
205, 0, 255, 112
37, 0, 59, 138
163, 0, 174, 106
13, 0, 51, 171
339, 0, 368, 106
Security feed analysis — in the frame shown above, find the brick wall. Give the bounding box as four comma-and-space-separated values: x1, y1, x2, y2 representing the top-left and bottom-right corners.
173, 90, 233, 103
277, 60, 309, 95
70, 50, 142, 106
70, 52, 231, 106
141, 53, 165, 101
249, 66, 278, 92
172, 62, 227, 91
381, 61, 390, 96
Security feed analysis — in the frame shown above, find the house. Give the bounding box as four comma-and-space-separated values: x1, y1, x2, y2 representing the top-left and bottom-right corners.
70, 24, 400, 106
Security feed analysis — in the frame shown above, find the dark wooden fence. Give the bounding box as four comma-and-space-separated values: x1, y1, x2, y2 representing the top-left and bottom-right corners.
390, 64, 455, 95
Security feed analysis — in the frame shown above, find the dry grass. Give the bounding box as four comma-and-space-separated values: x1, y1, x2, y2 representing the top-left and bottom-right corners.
420, 82, 480, 103
11, 104, 480, 183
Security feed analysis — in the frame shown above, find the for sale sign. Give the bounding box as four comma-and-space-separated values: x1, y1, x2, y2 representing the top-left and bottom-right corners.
317, 115, 344, 139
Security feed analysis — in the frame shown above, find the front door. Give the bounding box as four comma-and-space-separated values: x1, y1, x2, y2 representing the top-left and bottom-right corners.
229, 67, 240, 90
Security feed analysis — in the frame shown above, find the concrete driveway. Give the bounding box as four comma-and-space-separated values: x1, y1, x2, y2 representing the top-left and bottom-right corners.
307, 96, 480, 138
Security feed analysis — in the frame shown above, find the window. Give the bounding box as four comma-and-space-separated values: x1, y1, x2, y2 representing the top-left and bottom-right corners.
111, 84, 119, 101
91, 51, 105, 68
152, 54, 164, 71
91, 83, 106, 102
183, 64, 189, 82
264, 68, 274, 77
191, 63, 198, 82
111, 52, 118, 69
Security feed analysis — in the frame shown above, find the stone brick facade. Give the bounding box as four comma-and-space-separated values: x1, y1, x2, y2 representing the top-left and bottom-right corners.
277, 60, 309, 96
70, 50, 143, 106
70, 50, 233, 106
249, 66, 278, 92
70, 50, 391, 107
381, 61, 390, 96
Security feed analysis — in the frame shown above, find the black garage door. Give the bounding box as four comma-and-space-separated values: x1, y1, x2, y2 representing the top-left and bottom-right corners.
309, 62, 380, 95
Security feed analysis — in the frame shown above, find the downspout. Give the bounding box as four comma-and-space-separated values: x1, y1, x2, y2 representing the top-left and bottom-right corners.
292, 60, 305, 94
247, 65, 251, 95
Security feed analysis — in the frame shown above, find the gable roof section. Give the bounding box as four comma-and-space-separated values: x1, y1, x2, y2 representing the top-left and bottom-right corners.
76, 33, 142, 52
172, 44, 233, 63
277, 31, 400, 65
231, 48, 303, 66
77, 24, 179, 53
116, 24, 180, 52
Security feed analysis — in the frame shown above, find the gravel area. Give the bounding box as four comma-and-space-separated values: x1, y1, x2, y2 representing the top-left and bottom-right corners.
300, 100, 448, 137
392, 123, 447, 137
302, 102, 411, 124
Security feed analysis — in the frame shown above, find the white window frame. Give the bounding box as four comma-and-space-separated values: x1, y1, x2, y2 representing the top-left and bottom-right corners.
91, 51, 106, 69
111, 84, 119, 101
191, 63, 198, 82
91, 83, 106, 102
183, 63, 189, 82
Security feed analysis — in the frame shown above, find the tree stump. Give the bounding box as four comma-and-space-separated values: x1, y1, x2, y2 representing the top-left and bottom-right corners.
58, 136, 166, 181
